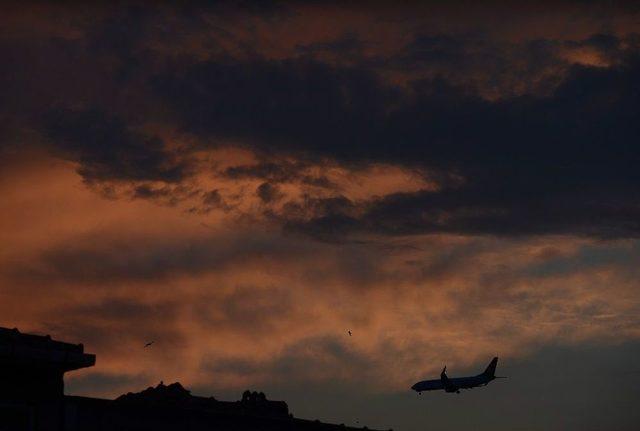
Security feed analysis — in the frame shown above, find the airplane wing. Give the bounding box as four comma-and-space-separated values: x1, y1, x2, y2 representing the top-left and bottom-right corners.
457, 381, 477, 389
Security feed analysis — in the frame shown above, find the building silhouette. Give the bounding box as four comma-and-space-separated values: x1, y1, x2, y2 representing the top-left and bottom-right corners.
0, 327, 385, 431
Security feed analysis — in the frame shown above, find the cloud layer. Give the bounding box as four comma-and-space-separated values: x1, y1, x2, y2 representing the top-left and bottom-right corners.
1, 3, 640, 430
3, 4, 640, 239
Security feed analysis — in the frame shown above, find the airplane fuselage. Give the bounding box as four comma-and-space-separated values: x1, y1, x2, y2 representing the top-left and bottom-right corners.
411, 374, 494, 393
411, 357, 500, 394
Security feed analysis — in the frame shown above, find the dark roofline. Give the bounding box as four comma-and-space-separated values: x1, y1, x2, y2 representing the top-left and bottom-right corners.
0, 327, 95, 372
0, 327, 85, 352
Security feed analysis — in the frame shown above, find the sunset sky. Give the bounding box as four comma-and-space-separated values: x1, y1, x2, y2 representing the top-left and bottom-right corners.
1, 1, 640, 430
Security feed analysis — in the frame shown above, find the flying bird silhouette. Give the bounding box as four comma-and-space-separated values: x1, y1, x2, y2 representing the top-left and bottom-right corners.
144, 341, 154, 348
348, 330, 352, 336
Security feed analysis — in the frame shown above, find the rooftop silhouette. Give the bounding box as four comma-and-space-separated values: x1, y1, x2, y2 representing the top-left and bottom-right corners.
0, 326, 387, 431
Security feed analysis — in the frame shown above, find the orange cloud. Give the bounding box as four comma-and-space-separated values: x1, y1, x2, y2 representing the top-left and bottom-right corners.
2, 155, 639, 398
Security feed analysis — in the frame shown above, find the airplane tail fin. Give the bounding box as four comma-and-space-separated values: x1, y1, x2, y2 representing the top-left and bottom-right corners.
482, 357, 498, 377
440, 366, 451, 386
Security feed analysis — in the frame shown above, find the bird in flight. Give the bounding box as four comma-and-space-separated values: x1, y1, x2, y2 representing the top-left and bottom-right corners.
348, 330, 352, 336
144, 341, 154, 348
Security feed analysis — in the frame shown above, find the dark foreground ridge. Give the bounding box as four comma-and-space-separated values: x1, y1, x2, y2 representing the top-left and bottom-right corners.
0, 327, 387, 431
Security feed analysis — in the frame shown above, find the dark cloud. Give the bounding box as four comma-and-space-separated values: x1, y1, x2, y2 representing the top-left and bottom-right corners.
154, 58, 393, 159
224, 160, 314, 183
3, 3, 640, 239
131, 184, 192, 205
42, 109, 187, 183
385, 32, 631, 96
225, 162, 300, 182
256, 182, 283, 203
243, 51, 640, 238
198, 189, 232, 213
291, 179, 640, 239
223, 161, 336, 189
203, 189, 223, 206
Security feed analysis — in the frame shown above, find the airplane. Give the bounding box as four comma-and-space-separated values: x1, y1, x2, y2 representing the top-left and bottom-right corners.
411, 357, 505, 394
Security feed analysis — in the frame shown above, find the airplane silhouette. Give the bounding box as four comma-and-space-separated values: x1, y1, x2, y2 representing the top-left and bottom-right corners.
348, 330, 352, 336
144, 341, 154, 348
411, 357, 505, 394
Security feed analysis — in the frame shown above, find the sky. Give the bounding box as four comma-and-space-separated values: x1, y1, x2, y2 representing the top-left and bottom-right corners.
1, 1, 640, 430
